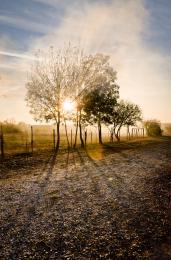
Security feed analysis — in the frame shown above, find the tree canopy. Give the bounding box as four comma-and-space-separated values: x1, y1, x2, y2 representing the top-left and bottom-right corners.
83, 83, 119, 143
26, 45, 143, 146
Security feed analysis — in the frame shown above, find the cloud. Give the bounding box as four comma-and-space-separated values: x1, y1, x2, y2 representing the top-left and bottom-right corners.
1, 0, 171, 122
0, 50, 36, 60
0, 14, 51, 33
31, 0, 148, 51
30, 0, 171, 122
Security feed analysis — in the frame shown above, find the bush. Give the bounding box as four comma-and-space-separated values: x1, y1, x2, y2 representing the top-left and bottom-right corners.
165, 123, 171, 136
0, 120, 22, 134
144, 120, 162, 137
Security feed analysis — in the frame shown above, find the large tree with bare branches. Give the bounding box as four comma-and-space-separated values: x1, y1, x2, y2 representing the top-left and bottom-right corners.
26, 45, 118, 148
26, 46, 76, 149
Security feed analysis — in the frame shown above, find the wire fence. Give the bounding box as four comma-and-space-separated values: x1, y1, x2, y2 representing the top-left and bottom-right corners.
0, 125, 145, 158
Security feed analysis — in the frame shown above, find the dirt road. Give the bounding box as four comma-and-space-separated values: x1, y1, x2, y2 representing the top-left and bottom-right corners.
0, 138, 171, 259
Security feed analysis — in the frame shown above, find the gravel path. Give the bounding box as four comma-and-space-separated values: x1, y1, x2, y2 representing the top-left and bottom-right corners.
0, 138, 171, 259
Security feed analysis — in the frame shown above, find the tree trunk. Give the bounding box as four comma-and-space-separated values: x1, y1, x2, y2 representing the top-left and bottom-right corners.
110, 131, 114, 143
79, 122, 84, 148
77, 109, 84, 147
114, 131, 120, 142
127, 125, 130, 140
115, 127, 121, 142
73, 110, 79, 148
56, 111, 60, 150
64, 119, 70, 148
98, 121, 102, 144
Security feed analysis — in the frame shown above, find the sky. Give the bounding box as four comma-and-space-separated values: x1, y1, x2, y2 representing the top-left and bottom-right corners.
0, 0, 171, 123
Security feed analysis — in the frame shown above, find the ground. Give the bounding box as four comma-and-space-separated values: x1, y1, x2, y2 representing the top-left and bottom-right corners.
0, 137, 171, 259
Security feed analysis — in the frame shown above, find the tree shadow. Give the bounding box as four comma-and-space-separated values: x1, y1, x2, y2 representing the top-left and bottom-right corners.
1, 149, 59, 259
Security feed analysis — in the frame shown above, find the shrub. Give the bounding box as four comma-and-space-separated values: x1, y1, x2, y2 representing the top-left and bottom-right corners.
144, 120, 162, 137
165, 123, 171, 136
0, 120, 22, 134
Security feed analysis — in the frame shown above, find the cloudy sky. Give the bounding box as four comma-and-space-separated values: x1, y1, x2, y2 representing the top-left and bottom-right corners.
0, 0, 171, 123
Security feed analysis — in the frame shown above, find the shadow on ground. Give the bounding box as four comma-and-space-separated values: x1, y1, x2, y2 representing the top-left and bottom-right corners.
0, 137, 171, 259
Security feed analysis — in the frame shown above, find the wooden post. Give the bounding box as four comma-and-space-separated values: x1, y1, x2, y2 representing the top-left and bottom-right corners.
0, 125, 4, 158
31, 126, 33, 153
71, 129, 72, 148
127, 125, 129, 140
53, 129, 55, 150
26, 139, 28, 153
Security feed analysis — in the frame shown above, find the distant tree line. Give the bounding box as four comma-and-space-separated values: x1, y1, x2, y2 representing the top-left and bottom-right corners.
0, 120, 28, 133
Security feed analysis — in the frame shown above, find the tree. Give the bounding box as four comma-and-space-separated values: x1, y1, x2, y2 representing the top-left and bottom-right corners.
26, 46, 118, 148
83, 83, 119, 144
109, 100, 142, 141
71, 53, 118, 147
26, 46, 76, 149
144, 120, 162, 137
26, 45, 91, 149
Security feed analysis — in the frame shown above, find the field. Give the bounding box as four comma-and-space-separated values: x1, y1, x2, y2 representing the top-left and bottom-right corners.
0, 125, 112, 155
0, 137, 171, 259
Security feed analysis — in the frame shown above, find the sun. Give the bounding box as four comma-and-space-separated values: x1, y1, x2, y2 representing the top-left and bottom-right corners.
62, 100, 75, 112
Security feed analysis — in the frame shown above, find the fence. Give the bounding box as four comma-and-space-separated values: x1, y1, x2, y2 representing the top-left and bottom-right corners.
0, 125, 145, 157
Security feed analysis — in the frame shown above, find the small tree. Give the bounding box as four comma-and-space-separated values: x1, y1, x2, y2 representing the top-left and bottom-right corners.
110, 100, 142, 141
83, 83, 119, 144
144, 120, 162, 137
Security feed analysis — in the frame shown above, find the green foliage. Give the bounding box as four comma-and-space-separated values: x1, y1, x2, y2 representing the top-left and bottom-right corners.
83, 83, 119, 124
106, 100, 142, 141
82, 83, 119, 144
144, 120, 162, 137
112, 100, 142, 127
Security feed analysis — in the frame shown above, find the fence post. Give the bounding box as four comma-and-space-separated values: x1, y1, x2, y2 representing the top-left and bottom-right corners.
0, 125, 4, 158
53, 129, 56, 150
31, 126, 33, 153
25, 134, 28, 153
